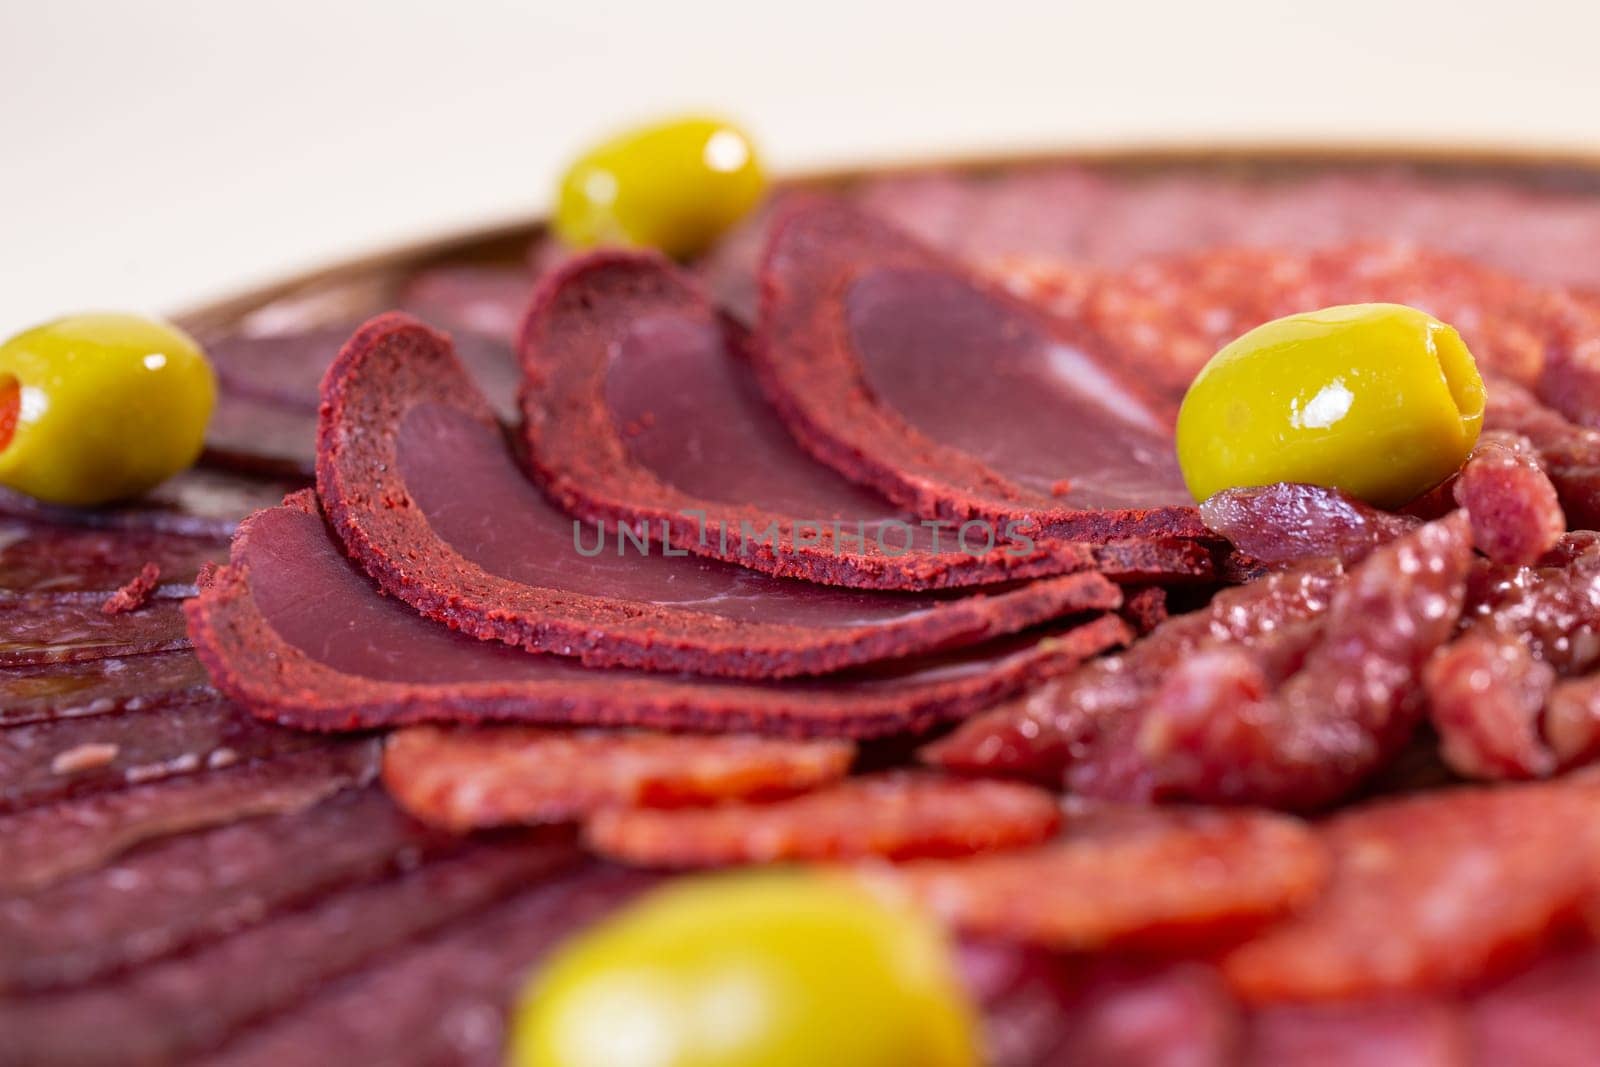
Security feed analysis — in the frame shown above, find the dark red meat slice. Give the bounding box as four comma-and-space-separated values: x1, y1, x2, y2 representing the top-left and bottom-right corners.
521, 250, 1210, 590
1071, 514, 1471, 809
0, 467, 297, 538
0, 521, 224, 592
317, 313, 1122, 679
202, 864, 649, 1067
872, 803, 1326, 952
1043, 962, 1242, 1067
752, 197, 1205, 544
0, 652, 215, 727
400, 263, 535, 346
0, 742, 377, 892
382, 725, 854, 830
1199, 483, 1420, 567
101, 561, 162, 614
924, 559, 1343, 783
206, 323, 363, 407
203, 392, 319, 478
0, 592, 192, 667
1244, 1000, 1467, 1066
0, 696, 321, 813
0, 787, 451, 991
0, 834, 575, 1066
1426, 633, 1558, 779
1467, 947, 1600, 1067
1453, 431, 1566, 565
187, 495, 1132, 738
585, 771, 1060, 866
1220, 778, 1600, 1002
1485, 379, 1600, 529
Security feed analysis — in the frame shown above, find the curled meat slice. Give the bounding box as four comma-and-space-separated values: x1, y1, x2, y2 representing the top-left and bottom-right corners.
584, 772, 1061, 866
1485, 379, 1600, 530
924, 560, 1343, 784
1200, 482, 1418, 567
382, 726, 854, 831
1425, 633, 1557, 779
1453, 431, 1565, 565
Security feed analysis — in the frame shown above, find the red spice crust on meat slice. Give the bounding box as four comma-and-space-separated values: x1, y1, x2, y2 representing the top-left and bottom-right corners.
100, 562, 162, 615
752, 196, 1207, 543
382, 726, 854, 831
519, 249, 1210, 590
316, 311, 1128, 679
866, 803, 1327, 952
185, 493, 1134, 739
584, 771, 1062, 866
1221, 777, 1600, 1003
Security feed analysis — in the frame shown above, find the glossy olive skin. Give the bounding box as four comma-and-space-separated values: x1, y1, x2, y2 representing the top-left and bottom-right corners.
0, 314, 216, 505
509, 870, 978, 1067
555, 117, 765, 259
1176, 303, 1485, 509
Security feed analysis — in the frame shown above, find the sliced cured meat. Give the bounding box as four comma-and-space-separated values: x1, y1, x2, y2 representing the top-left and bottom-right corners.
187, 495, 1132, 738
204, 392, 319, 478
0, 696, 320, 813
0, 467, 297, 538
1043, 962, 1242, 1067
317, 313, 1122, 679
400, 263, 535, 346
753, 197, 1205, 543
958, 941, 1082, 1067
0, 521, 224, 592
202, 864, 649, 1067
1199, 483, 1420, 567
0, 787, 452, 991
521, 251, 1210, 590
924, 560, 1343, 783
0, 652, 215, 727
0, 742, 377, 892
1426, 633, 1558, 780
584, 771, 1060, 866
1243, 1000, 1466, 1066
871, 804, 1325, 952
1484, 379, 1600, 530
0, 592, 192, 667
1221, 779, 1600, 1002
0, 835, 575, 1066
1467, 947, 1600, 1067
1453, 431, 1566, 565
382, 725, 854, 830
1067, 515, 1472, 809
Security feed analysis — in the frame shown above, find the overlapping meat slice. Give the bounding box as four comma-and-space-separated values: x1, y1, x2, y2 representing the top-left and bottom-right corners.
0, 651, 215, 727
0, 467, 296, 538
0, 521, 224, 592
752, 196, 1205, 543
520, 250, 1209, 590
381, 725, 854, 830
932, 515, 1471, 809
1221, 777, 1600, 1003
0, 741, 377, 892
585, 771, 1061, 866
0, 592, 192, 666
317, 312, 1122, 679
867, 803, 1326, 952
186, 493, 1131, 739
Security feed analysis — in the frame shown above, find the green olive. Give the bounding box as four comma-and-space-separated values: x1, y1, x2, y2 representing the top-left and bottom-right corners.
509, 870, 978, 1067
1175, 303, 1485, 509
0, 314, 216, 506
555, 116, 765, 259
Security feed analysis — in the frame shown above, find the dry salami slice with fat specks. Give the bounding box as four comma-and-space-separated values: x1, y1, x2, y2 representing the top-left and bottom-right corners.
316, 312, 1130, 679
381, 725, 855, 831
0, 468, 298, 539
186, 494, 1132, 739
752, 196, 1207, 544
519, 250, 1210, 590
584, 771, 1062, 867
0, 592, 193, 667
0, 521, 225, 593
0, 651, 215, 727
1221, 777, 1600, 1003
867, 803, 1327, 953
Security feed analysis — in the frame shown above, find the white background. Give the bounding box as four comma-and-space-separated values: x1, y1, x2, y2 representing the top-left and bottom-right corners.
4, 0, 1599, 335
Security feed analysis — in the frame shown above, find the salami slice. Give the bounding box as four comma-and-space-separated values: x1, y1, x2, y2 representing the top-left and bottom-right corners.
400, 263, 535, 346
584, 771, 1061, 866
1220, 778, 1600, 1002
0, 468, 297, 539
0, 787, 452, 991
872, 804, 1326, 952
203, 392, 319, 478
186, 495, 1132, 738
520, 251, 1210, 590
752, 197, 1205, 544
0, 521, 225, 592
317, 312, 1124, 679
0, 652, 215, 727
0, 742, 377, 892
382, 725, 855, 830
1467, 947, 1600, 1067
0, 696, 321, 814
0, 593, 192, 667
1243, 999, 1466, 1066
